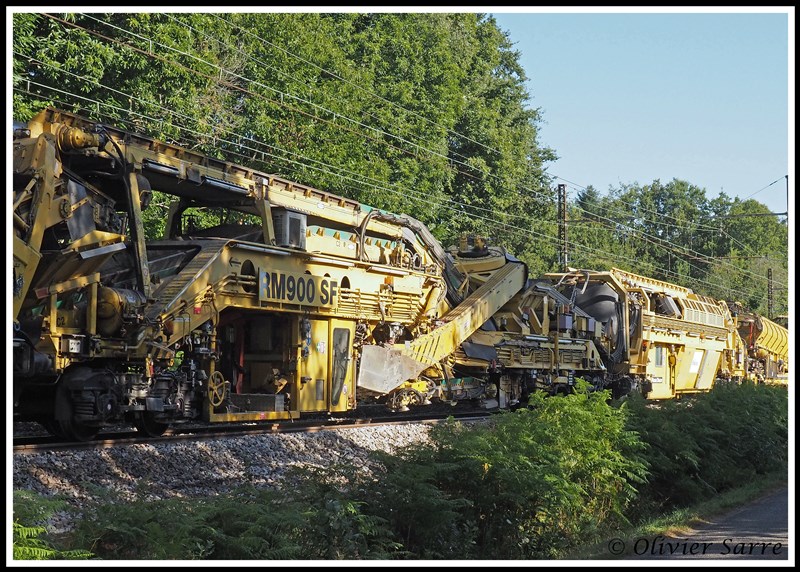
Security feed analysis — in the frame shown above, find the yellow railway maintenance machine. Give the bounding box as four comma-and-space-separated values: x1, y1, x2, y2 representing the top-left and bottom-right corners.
450, 267, 740, 400
725, 303, 789, 385
599, 268, 733, 399
12, 108, 525, 439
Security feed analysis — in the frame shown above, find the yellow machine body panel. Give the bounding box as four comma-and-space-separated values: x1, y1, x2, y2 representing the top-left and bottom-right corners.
357, 259, 527, 394
297, 319, 330, 412
13, 108, 456, 433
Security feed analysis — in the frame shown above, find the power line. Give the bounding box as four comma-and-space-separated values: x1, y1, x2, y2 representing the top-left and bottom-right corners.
711, 212, 788, 219
209, 12, 511, 161
162, 13, 482, 170
14, 15, 787, 304
53, 8, 786, 285
741, 175, 785, 201
20, 78, 780, 307
561, 192, 786, 285
14, 80, 558, 247
557, 174, 789, 276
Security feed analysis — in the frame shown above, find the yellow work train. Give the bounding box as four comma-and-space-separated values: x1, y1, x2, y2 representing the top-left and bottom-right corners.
12, 108, 527, 440
452, 267, 789, 403
12, 108, 788, 440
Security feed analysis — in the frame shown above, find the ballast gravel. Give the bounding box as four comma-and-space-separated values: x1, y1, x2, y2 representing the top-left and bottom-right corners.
12, 423, 433, 534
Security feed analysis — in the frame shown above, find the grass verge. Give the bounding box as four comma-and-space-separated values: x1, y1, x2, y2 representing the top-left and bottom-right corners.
563, 470, 788, 560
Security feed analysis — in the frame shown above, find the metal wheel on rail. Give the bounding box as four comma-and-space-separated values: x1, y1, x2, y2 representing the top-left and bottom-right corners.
134, 413, 170, 437
388, 388, 425, 412
53, 370, 101, 442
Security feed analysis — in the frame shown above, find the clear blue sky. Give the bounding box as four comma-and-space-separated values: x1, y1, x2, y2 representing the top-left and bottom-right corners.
490, 9, 792, 216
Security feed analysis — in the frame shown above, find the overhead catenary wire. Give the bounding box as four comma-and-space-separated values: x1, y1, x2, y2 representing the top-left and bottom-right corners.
556, 174, 790, 276
10, 14, 788, 304
162, 13, 485, 170
740, 176, 786, 202
554, 174, 790, 283
43, 13, 526, 206
17, 81, 783, 309
548, 176, 788, 285
17, 82, 786, 308
209, 10, 787, 268
156, 13, 790, 286
13, 80, 557, 244
33, 13, 782, 286
15, 75, 786, 303
209, 12, 516, 165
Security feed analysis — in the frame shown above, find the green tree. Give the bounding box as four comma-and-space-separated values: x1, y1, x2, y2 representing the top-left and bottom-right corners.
12, 12, 557, 271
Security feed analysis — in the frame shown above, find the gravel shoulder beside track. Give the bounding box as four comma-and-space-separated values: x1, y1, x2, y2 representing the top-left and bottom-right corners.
12, 423, 433, 534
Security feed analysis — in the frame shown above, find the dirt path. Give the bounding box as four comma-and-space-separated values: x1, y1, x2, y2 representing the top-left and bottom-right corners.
621, 485, 790, 561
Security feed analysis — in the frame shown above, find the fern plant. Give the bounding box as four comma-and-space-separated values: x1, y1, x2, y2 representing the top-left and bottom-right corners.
13, 520, 93, 560
13, 490, 94, 560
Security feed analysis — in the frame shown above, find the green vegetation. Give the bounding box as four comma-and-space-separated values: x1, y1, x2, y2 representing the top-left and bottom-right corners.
10, 11, 790, 559
11, 13, 787, 310
12, 490, 94, 560
13, 382, 786, 560
623, 380, 788, 517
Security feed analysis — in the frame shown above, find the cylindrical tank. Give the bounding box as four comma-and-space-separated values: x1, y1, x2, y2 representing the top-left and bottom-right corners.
738, 313, 788, 361
574, 282, 620, 339
96, 287, 147, 337
754, 316, 789, 361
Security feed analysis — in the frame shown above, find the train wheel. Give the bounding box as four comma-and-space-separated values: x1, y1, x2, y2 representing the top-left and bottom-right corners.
134, 413, 169, 438
56, 419, 99, 442
53, 367, 107, 442
388, 388, 424, 412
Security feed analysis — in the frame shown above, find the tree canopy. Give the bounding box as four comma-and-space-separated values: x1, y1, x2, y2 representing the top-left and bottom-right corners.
12, 12, 787, 315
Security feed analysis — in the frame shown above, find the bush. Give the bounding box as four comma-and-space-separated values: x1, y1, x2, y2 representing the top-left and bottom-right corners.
624, 381, 788, 518
73, 487, 311, 559
72, 482, 403, 560
371, 381, 648, 559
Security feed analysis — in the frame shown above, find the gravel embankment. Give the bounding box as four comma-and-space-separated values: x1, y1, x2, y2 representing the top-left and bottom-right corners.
13, 423, 433, 533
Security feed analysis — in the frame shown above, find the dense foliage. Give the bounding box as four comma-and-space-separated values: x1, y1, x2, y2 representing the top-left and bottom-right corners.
13, 382, 787, 560
623, 381, 788, 520
365, 384, 648, 558
12, 490, 93, 560
12, 12, 787, 308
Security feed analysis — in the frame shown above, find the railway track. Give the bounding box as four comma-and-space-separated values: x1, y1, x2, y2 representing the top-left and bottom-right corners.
13, 409, 493, 454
